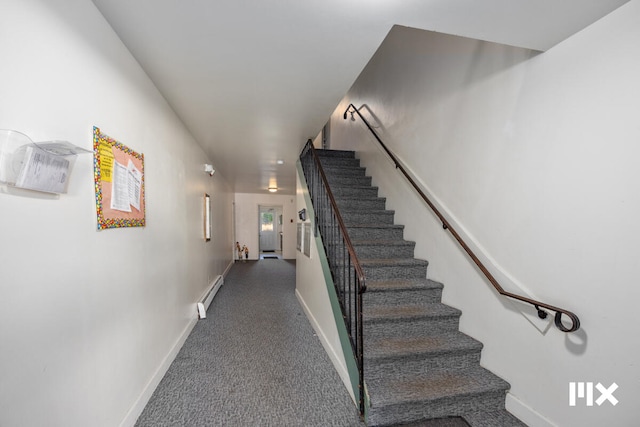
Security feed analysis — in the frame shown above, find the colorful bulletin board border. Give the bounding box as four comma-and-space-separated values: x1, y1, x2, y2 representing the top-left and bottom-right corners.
93, 126, 145, 229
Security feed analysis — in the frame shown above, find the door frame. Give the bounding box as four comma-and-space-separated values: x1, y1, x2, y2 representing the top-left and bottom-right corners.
258, 204, 283, 252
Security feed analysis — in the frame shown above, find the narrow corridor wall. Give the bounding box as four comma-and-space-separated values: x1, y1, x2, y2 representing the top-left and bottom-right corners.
0, 1, 233, 426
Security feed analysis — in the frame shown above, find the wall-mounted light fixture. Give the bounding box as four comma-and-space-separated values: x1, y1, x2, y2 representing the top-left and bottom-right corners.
204, 164, 215, 176
268, 186, 278, 193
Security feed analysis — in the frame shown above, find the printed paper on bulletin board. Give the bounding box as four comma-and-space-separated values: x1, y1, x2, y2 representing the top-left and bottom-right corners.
93, 127, 145, 229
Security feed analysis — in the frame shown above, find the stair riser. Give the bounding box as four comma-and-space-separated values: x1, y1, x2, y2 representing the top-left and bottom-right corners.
332, 186, 379, 198
346, 227, 404, 240
342, 212, 395, 226
366, 391, 507, 427
331, 244, 415, 261
364, 288, 442, 306
336, 198, 387, 211
319, 157, 362, 168
321, 166, 367, 177
364, 352, 482, 380
362, 264, 427, 281
318, 208, 396, 226
464, 410, 528, 427
325, 175, 372, 187
364, 316, 460, 338
316, 150, 355, 159
355, 243, 415, 259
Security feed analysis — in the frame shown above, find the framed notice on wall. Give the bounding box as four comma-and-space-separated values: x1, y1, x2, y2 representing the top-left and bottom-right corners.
93, 127, 145, 229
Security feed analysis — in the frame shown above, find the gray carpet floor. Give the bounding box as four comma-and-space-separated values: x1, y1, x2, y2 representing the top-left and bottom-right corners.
135, 259, 365, 427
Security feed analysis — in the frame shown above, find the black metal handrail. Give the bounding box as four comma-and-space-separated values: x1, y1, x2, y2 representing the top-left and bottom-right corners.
300, 139, 366, 415
343, 103, 580, 333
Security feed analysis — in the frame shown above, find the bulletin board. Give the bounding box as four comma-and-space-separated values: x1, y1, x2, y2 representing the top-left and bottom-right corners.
93, 127, 145, 229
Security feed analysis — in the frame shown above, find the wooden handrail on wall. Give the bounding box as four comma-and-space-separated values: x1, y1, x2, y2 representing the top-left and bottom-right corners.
343, 103, 580, 333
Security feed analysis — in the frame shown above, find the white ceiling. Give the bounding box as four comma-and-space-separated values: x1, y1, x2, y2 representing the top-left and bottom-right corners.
91, 0, 628, 195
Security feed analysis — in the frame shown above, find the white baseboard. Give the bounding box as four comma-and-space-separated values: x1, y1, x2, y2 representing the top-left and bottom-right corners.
119, 317, 198, 427
506, 393, 558, 427
295, 289, 355, 403
223, 259, 234, 277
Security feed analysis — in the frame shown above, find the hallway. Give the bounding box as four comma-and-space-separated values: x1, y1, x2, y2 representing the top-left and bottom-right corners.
135, 260, 364, 426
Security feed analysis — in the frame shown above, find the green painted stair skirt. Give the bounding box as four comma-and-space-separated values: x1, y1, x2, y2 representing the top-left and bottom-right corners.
296, 160, 365, 410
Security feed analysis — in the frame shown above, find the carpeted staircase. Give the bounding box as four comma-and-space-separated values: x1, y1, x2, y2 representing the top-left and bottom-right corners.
316, 149, 527, 427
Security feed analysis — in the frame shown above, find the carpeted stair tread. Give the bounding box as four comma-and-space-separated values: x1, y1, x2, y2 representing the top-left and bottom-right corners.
319, 157, 362, 168
365, 278, 443, 293
329, 240, 411, 249
353, 240, 416, 259
334, 195, 384, 202
334, 197, 387, 211
340, 208, 396, 215
462, 409, 527, 427
364, 331, 483, 362
360, 258, 429, 280
332, 185, 379, 197
351, 239, 414, 246
360, 257, 429, 269
347, 223, 404, 229
364, 302, 460, 322
364, 278, 444, 306
321, 165, 368, 177
330, 239, 415, 260
366, 366, 510, 407
315, 149, 356, 158
341, 210, 397, 225
338, 257, 425, 270
326, 175, 373, 187
388, 417, 470, 427
303, 149, 526, 426
344, 224, 405, 241
334, 184, 378, 190
318, 152, 359, 160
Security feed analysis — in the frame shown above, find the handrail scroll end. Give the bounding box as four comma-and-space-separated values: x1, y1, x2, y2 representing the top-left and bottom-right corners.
554, 310, 580, 333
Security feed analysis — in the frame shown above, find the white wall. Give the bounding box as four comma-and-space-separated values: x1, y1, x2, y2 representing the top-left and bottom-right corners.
234, 192, 297, 259
0, 1, 233, 426
294, 166, 354, 401
329, 4, 640, 426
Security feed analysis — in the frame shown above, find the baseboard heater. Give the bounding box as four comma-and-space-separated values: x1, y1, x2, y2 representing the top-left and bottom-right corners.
197, 275, 224, 319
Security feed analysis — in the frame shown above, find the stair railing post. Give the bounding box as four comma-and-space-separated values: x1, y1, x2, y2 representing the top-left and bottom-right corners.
299, 140, 367, 416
